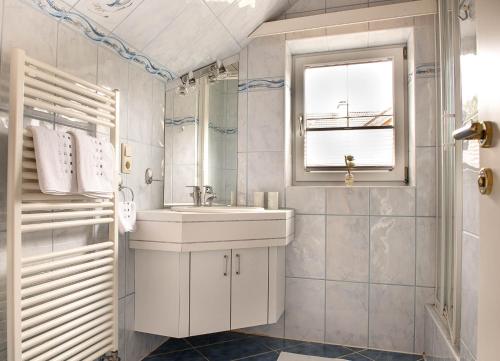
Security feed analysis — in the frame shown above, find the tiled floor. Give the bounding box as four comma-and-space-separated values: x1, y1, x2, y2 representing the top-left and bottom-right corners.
143, 332, 424, 361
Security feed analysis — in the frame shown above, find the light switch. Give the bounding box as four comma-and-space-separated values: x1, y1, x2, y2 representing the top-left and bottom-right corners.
121, 143, 132, 174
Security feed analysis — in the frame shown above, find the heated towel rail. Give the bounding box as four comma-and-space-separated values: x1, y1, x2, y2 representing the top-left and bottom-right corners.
6, 48, 120, 361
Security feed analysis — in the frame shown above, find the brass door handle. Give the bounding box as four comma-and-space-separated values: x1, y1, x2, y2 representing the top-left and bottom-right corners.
478, 168, 493, 195
453, 121, 493, 147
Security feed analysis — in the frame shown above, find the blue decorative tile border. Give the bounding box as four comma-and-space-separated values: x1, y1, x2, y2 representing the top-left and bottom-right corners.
165, 117, 198, 126
415, 63, 438, 79
165, 117, 237, 135
209, 122, 237, 135
31, 0, 176, 80
239, 78, 285, 92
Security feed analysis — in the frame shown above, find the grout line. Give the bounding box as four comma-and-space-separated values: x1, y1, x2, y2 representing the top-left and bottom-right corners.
367, 186, 371, 349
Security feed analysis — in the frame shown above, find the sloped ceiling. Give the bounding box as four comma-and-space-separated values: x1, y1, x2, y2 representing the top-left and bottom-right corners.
44, 0, 297, 79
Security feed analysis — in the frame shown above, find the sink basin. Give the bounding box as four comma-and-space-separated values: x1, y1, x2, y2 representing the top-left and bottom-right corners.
170, 206, 265, 213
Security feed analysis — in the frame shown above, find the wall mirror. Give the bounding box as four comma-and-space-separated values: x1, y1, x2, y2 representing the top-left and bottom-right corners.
164, 62, 238, 206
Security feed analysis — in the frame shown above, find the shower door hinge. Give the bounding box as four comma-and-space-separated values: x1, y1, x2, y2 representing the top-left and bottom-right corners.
403, 47, 408, 60
102, 351, 120, 361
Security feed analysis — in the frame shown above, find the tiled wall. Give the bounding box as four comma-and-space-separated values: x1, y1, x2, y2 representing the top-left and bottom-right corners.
0, 0, 166, 360
424, 305, 460, 361
237, 10, 439, 356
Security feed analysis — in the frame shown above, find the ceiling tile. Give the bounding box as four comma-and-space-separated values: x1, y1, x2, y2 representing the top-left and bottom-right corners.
73, 0, 143, 31
218, 0, 290, 47
202, 0, 238, 15
113, 0, 191, 50
144, 0, 239, 75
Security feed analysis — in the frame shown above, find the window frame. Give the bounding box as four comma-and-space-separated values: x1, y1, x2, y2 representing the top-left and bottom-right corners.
293, 46, 408, 183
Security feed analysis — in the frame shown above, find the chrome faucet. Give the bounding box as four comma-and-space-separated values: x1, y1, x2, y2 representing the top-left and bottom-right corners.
186, 186, 202, 206
203, 185, 217, 206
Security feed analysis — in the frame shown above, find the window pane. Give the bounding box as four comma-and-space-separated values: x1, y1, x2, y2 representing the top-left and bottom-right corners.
348, 61, 393, 125
305, 128, 395, 168
304, 65, 347, 117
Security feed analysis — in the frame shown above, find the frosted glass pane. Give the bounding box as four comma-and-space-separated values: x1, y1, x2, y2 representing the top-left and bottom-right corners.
304, 66, 347, 116
305, 128, 394, 168
348, 61, 393, 121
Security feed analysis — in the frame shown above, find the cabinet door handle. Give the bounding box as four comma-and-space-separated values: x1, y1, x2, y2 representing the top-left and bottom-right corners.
235, 254, 240, 275
223, 254, 229, 276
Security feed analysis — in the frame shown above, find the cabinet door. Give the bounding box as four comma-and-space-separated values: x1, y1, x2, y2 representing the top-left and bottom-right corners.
231, 247, 269, 329
190, 250, 231, 335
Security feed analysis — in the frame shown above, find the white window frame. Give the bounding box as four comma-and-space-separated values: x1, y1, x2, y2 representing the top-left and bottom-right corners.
293, 46, 408, 183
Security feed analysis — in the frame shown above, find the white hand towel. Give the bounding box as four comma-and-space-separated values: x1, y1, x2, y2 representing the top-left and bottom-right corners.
118, 201, 136, 234
71, 130, 115, 198
29, 126, 78, 195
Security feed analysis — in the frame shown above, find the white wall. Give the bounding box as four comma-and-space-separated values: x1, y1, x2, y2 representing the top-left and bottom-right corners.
237, 13, 439, 355
0, 0, 166, 360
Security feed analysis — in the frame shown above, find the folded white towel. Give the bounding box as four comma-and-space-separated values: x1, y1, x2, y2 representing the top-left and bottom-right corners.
118, 201, 136, 234
29, 126, 78, 195
71, 130, 115, 198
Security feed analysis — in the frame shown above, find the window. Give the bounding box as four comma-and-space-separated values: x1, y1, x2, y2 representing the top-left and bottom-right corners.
293, 47, 407, 183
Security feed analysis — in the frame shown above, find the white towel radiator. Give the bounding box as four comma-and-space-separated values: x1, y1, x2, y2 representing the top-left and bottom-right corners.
6, 48, 120, 361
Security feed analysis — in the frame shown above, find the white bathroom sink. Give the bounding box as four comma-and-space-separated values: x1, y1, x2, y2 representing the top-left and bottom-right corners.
170, 205, 265, 213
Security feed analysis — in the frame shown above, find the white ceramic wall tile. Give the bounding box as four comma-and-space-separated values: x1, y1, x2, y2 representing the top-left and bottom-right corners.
118, 297, 126, 360
97, 47, 129, 139
152, 79, 166, 148
247, 89, 284, 152
239, 46, 248, 80
0, 1, 58, 105
416, 217, 436, 287
52, 225, 93, 251
238, 91, 248, 153
286, 215, 326, 278
369, 187, 416, 216
415, 286, 434, 354
286, 187, 326, 214
326, 187, 369, 215
21, 230, 53, 257
118, 234, 126, 299
414, 77, 437, 147
461, 231, 479, 358
127, 65, 153, 144
369, 284, 415, 353
56, 24, 97, 83
326, 216, 369, 282
248, 35, 286, 79
413, 15, 437, 67
247, 152, 285, 207
325, 281, 369, 347
416, 147, 437, 217
127, 140, 153, 210
237, 153, 248, 206
285, 277, 325, 342
370, 217, 416, 285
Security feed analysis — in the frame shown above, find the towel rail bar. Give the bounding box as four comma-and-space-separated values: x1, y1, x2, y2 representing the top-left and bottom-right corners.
21, 283, 113, 319
21, 273, 113, 309
21, 201, 113, 211
21, 217, 114, 233
24, 75, 115, 112
51, 334, 113, 361
21, 209, 114, 222
25, 86, 115, 121
24, 98, 116, 128
21, 257, 114, 288
25, 55, 115, 98
22, 242, 113, 264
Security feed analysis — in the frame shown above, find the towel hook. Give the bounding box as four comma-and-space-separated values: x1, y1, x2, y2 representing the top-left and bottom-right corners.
118, 184, 135, 202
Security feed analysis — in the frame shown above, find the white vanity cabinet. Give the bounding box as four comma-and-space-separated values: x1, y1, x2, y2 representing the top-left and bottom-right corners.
130, 208, 293, 337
